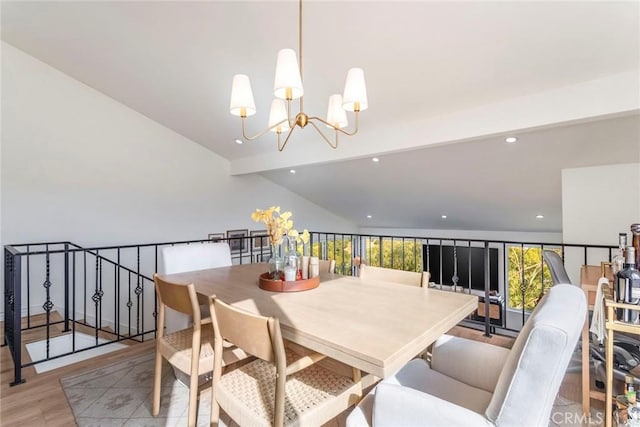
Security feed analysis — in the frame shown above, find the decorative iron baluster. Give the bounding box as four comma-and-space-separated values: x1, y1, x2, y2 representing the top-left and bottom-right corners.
99, 257, 103, 332
135, 248, 142, 335
127, 272, 133, 338
42, 247, 54, 359
92, 252, 103, 343
452, 242, 459, 293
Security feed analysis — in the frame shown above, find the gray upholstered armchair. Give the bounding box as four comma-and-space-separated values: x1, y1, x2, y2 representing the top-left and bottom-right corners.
347, 284, 586, 427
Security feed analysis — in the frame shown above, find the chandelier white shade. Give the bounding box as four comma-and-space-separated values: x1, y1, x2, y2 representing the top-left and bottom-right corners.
342, 68, 368, 112
326, 94, 348, 129
274, 49, 304, 100
229, 0, 367, 151
268, 99, 290, 133
229, 74, 256, 117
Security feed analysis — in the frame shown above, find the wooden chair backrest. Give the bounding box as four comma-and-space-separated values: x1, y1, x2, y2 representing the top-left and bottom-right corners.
319, 259, 336, 274
359, 265, 423, 287
211, 297, 288, 426
154, 274, 201, 338
211, 298, 284, 364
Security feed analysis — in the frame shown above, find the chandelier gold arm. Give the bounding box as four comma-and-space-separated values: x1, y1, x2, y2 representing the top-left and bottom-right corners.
307, 112, 360, 137
241, 116, 292, 141
307, 120, 338, 149
232, 0, 365, 151
278, 122, 299, 152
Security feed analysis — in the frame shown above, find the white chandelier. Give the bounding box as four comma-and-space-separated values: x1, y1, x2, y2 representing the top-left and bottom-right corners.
229, 0, 368, 151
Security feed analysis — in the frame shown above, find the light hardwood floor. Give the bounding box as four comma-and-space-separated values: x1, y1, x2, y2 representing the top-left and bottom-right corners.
1, 322, 588, 426
0, 313, 153, 426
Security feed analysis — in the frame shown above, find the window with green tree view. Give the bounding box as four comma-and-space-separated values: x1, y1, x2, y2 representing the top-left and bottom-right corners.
507, 246, 559, 310
311, 236, 423, 275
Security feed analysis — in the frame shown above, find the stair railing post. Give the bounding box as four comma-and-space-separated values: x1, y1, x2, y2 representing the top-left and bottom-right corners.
4, 246, 25, 385
63, 242, 70, 332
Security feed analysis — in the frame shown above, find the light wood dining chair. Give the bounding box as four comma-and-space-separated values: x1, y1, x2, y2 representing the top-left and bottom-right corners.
159, 242, 232, 334
209, 297, 363, 427
152, 274, 247, 427
319, 258, 336, 274
359, 264, 424, 287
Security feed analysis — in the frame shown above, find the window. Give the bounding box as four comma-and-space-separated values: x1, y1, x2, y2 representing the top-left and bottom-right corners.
363, 237, 422, 272
507, 246, 559, 311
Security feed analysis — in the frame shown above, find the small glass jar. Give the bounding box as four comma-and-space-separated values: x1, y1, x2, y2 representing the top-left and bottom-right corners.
613, 232, 628, 276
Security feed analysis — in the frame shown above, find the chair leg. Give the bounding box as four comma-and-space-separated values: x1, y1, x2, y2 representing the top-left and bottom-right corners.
211, 382, 220, 426
152, 351, 163, 416
187, 370, 199, 427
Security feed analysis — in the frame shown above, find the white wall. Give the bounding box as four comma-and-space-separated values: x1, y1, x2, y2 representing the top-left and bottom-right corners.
1, 42, 356, 318
562, 163, 640, 246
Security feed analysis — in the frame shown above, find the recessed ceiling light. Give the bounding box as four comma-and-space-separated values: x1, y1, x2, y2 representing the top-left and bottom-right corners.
505, 136, 518, 143
536, 214, 544, 219
441, 215, 447, 219
372, 157, 380, 162
289, 169, 296, 174
366, 215, 372, 219
235, 139, 243, 144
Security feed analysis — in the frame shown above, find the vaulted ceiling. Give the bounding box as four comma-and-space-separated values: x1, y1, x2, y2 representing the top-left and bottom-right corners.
2, 1, 639, 232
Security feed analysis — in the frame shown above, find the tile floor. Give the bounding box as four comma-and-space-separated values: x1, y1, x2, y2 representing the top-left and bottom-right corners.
61, 349, 602, 426
62, 352, 227, 426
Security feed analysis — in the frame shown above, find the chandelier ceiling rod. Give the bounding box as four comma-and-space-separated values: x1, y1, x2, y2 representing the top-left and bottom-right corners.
229, 0, 368, 151
298, 0, 303, 114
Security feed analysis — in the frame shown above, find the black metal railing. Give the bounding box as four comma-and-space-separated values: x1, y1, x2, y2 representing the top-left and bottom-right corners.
3, 232, 615, 385
309, 231, 615, 334
3, 237, 270, 385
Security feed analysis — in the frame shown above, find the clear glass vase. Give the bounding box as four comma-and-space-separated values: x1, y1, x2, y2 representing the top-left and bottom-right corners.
284, 236, 301, 281
268, 242, 284, 280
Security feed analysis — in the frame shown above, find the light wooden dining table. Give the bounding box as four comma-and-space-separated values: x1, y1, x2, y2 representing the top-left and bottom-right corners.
159, 262, 478, 379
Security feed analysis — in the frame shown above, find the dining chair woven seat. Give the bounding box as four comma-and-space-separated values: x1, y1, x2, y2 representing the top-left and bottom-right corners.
210, 298, 363, 427
216, 348, 358, 427
153, 274, 248, 427
159, 326, 215, 374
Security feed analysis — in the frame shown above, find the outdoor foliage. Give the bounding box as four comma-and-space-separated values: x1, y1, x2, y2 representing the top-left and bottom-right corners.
507, 246, 558, 310
312, 235, 556, 312
312, 237, 423, 275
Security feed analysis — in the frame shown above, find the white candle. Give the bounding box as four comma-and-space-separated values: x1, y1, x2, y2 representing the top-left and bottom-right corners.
309, 256, 319, 278
302, 256, 310, 279
284, 266, 297, 281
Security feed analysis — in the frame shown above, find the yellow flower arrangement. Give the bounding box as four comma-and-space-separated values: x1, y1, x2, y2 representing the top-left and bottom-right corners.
251, 206, 309, 247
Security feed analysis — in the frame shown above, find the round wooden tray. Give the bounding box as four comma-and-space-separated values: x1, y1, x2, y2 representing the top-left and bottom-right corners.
258, 272, 320, 292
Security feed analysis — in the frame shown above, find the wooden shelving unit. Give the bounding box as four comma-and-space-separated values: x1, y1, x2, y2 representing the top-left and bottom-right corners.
582, 260, 640, 427
605, 300, 640, 427
581, 264, 612, 417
